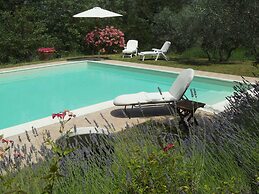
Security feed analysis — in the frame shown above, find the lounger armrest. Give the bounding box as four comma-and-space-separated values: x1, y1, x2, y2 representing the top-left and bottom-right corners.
152, 48, 161, 52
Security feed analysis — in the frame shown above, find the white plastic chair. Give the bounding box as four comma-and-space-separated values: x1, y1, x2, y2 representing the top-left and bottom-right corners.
122, 40, 138, 58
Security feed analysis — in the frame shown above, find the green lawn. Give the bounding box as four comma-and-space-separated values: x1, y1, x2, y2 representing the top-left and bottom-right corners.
0, 52, 258, 77
107, 53, 259, 77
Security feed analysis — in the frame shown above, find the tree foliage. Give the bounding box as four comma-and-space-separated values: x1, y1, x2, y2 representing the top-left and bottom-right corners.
195, 0, 259, 62
152, 6, 198, 53
0, 0, 258, 63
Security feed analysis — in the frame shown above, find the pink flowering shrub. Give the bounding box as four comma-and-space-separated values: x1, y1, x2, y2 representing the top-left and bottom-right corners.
85, 26, 125, 54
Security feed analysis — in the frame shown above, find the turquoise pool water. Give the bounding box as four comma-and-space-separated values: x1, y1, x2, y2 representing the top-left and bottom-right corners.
0, 61, 234, 130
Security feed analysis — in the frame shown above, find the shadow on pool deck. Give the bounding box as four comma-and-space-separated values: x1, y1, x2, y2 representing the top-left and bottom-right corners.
6, 106, 173, 159
110, 105, 174, 118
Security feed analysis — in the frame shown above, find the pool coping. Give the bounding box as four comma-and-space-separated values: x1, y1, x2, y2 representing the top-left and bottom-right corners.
102, 60, 259, 83
1, 59, 258, 82
1, 100, 114, 137
1, 60, 258, 137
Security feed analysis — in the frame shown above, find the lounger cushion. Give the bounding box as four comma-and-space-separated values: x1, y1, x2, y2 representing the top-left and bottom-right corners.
113, 68, 194, 107
114, 92, 148, 106
145, 92, 177, 102
113, 91, 176, 106
169, 69, 194, 100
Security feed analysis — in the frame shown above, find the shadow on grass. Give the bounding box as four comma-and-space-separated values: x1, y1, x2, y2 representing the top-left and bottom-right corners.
171, 57, 240, 66
107, 55, 243, 67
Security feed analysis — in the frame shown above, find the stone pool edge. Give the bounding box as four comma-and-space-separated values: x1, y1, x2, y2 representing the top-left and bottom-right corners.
1, 101, 114, 137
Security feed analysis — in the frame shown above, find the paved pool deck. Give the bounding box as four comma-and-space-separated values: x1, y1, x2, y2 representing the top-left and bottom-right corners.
1, 59, 258, 147
7, 105, 183, 149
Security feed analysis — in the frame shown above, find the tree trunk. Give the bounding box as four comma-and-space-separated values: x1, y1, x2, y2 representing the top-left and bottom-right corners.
253, 47, 259, 63
219, 47, 236, 62
225, 48, 235, 61
204, 49, 212, 61
219, 50, 223, 62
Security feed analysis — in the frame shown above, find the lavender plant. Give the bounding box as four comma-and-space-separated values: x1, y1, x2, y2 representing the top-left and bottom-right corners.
42, 138, 75, 194
186, 79, 259, 193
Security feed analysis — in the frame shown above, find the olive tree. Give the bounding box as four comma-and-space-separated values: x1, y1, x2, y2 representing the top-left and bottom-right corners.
152, 6, 198, 53
196, 0, 259, 62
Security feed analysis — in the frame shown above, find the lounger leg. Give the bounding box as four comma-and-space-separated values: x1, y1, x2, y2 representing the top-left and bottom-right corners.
124, 105, 131, 119
142, 56, 145, 61
162, 53, 168, 61
155, 53, 160, 61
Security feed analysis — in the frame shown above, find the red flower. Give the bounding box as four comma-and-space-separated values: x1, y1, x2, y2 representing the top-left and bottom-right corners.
52, 110, 75, 120
52, 112, 65, 119
1, 138, 14, 144
163, 143, 174, 152
37, 47, 56, 53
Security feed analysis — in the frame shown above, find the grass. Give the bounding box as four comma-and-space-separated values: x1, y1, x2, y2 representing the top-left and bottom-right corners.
0, 48, 258, 77
0, 52, 89, 69
107, 53, 259, 77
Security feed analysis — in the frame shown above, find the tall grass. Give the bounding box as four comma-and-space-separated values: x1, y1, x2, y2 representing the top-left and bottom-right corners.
177, 47, 207, 59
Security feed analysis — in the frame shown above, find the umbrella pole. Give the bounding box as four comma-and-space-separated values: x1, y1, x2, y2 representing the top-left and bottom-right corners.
96, 18, 100, 59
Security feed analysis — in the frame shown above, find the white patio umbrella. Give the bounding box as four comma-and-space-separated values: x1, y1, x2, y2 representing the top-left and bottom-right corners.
73, 7, 122, 18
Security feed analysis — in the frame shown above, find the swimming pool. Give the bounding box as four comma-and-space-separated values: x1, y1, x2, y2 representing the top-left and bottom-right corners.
0, 61, 234, 130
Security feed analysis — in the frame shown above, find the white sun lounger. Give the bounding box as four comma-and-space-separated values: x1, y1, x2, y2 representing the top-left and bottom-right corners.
113, 68, 194, 113
138, 41, 171, 61
122, 40, 138, 58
